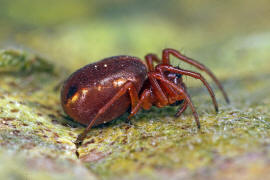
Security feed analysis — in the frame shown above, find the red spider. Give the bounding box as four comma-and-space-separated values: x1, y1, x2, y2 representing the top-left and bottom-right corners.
61, 48, 229, 146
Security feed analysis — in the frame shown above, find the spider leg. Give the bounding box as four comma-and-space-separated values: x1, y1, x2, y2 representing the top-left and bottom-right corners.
159, 80, 181, 104
162, 48, 230, 103
148, 73, 169, 107
145, 54, 180, 103
175, 100, 188, 117
175, 83, 188, 117
75, 81, 139, 147
128, 89, 152, 119
150, 73, 200, 128
156, 65, 219, 112
145, 54, 161, 71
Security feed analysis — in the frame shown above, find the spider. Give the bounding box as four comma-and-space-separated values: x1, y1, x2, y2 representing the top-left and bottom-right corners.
60, 48, 229, 146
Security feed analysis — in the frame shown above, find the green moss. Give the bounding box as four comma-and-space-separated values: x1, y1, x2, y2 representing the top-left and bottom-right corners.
1, 44, 270, 179
0, 150, 97, 180
0, 49, 54, 74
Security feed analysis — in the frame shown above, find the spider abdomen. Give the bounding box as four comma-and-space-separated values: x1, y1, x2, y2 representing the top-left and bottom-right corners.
61, 56, 147, 126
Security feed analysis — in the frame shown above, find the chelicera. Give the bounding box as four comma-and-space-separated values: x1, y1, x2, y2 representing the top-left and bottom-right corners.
61, 48, 229, 146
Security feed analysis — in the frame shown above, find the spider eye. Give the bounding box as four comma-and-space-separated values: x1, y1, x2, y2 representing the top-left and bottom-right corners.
166, 71, 182, 79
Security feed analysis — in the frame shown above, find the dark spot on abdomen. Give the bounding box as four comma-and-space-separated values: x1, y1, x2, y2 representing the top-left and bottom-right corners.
67, 85, 78, 99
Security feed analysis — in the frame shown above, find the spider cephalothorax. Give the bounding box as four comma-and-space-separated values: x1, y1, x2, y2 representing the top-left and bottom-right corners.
160, 67, 185, 106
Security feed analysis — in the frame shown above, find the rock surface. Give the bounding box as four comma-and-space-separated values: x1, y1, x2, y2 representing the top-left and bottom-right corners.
0, 1, 270, 179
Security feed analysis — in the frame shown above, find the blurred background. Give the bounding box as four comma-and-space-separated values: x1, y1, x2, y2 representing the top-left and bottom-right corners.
1, 0, 270, 74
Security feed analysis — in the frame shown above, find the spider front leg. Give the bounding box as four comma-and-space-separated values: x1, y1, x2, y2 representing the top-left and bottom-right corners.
149, 72, 200, 128
75, 81, 140, 147
161, 48, 230, 103
148, 73, 169, 107
175, 83, 188, 117
156, 64, 219, 112
175, 101, 188, 117
145, 54, 185, 104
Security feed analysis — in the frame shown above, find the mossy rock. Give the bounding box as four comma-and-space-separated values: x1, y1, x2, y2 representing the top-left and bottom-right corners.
1, 1, 270, 179
1, 33, 270, 180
